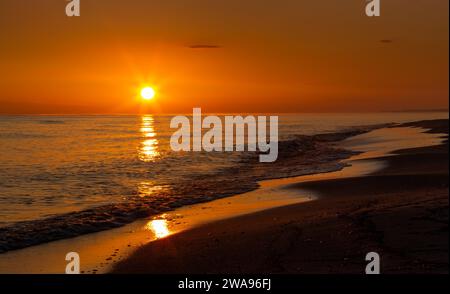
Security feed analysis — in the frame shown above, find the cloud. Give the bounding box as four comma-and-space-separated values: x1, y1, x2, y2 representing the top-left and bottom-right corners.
188, 44, 222, 49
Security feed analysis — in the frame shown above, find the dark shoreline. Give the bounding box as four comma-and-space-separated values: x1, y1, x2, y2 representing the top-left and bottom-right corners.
113, 119, 449, 274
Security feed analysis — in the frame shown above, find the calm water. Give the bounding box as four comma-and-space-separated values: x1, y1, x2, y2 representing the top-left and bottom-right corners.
0, 112, 447, 252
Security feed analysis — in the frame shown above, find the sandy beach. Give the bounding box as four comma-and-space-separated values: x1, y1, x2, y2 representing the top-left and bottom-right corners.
113, 119, 449, 274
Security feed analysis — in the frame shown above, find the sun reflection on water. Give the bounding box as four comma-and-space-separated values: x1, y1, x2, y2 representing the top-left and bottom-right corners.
139, 115, 159, 162
138, 181, 169, 198
138, 116, 171, 240
146, 218, 171, 239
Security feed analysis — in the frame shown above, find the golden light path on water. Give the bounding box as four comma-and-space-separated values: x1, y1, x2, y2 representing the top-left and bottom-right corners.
138, 115, 171, 239
139, 115, 159, 162
138, 181, 167, 198
138, 115, 164, 206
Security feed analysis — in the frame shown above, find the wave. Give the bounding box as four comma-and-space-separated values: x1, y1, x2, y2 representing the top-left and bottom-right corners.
0, 126, 382, 253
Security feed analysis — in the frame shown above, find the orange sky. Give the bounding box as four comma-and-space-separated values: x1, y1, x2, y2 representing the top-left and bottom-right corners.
0, 0, 448, 114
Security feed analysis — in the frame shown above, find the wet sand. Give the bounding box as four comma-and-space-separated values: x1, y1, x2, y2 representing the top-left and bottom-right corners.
113, 119, 449, 274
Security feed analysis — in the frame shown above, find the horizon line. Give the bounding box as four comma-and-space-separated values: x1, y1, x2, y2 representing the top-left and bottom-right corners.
0, 109, 448, 116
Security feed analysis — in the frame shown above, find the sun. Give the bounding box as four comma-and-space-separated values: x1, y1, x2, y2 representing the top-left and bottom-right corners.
140, 87, 156, 100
